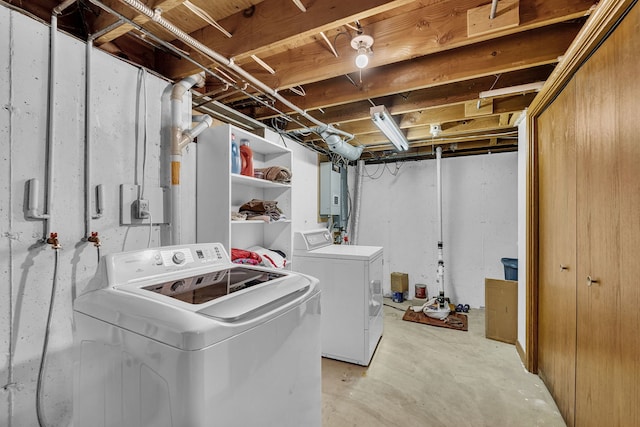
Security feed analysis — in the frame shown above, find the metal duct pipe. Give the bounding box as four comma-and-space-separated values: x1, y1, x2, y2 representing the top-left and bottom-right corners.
116, 0, 354, 142
320, 131, 363, 160
350, 160, 365, 245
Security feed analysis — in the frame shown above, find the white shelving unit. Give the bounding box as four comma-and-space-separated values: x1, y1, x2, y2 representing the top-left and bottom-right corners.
196, 124, 293, 266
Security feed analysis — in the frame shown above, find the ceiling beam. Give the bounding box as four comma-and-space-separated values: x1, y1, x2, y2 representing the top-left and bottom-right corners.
158, 0, 593, 81
251, 22, 582, 117
361, 131, 518, 152
316, 93, 533, 138
270, 65, 552, 128
156, 0, 416, 78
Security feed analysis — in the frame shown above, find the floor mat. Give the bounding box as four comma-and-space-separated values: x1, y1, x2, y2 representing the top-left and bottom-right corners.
402, 308, 468, 331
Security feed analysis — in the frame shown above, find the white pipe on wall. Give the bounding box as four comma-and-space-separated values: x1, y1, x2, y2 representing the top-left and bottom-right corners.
84, 39, 94, 238
116, 0, 353, 142
436, 147, 443, 243
170, 72, 212, 245
43, 12, 59, 241
39, 0, 78, 241
435, 146, 446, 306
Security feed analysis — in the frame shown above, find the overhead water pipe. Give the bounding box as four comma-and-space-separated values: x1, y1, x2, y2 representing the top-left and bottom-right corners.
171, 72, 213, 245
115, 0, 355, 143
490, 0, 499, 19
86, 0, 341, 159
435, 146, 446, 308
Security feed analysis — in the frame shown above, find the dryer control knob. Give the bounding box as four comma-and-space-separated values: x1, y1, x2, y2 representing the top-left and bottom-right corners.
172, 252, 186, 264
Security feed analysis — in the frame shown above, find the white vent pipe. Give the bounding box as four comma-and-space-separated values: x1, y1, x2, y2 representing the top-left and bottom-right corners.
171, 72, 213, 245
435, 146, 446, 307
116, 0, 354, 143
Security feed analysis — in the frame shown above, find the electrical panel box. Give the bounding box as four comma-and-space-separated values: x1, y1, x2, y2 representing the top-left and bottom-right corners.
320, 162, 341, 216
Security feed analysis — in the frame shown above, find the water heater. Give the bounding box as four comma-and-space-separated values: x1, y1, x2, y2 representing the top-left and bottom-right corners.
320, 162, 341, 215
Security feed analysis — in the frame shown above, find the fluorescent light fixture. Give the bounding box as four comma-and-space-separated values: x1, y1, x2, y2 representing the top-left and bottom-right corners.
351, 35, 374, 69
370, 105, 409, 151
479, 81, 545, 99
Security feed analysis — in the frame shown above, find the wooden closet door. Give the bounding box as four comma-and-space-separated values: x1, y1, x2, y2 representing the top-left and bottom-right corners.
574, 4, 640, 426
536, 78, 577, 427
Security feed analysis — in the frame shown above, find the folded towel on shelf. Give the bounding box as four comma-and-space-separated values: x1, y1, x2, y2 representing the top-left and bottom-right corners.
255, 166, 292, 183
231, 212, 247, 221
239, 199, 282, 221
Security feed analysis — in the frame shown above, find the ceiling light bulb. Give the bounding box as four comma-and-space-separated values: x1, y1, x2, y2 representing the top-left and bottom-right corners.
351, 34, 374, 69
355, 48, 369, 69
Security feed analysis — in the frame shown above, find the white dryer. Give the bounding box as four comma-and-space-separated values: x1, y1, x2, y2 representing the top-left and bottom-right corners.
73, 243, 321, 427
293, 229, 383, 366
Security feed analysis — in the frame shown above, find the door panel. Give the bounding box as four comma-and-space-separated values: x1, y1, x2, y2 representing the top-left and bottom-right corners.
574, 5, 640, 426
537, 77, 577, 427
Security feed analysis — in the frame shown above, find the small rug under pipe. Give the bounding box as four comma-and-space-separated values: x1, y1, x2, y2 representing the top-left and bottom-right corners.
402, 308, 468, 331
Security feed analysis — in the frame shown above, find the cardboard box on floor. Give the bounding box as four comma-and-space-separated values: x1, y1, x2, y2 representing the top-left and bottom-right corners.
391, 272, 409, 293
485, 278, 518, 344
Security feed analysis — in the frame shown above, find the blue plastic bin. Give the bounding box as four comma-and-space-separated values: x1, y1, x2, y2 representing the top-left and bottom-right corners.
501, 258, 518, 281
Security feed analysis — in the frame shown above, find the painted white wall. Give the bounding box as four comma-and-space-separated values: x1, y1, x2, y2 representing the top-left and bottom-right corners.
349, 152, 518, 308
0, 5, 523, 425
0, 7, 173, 425
517, 111, 528, 352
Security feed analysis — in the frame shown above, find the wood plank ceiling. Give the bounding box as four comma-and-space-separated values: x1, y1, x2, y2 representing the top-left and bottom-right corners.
8, 0, 595, 162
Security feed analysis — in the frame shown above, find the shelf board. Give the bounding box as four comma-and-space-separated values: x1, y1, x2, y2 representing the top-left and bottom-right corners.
231, 219, 292, 225
232, 173, 291, 189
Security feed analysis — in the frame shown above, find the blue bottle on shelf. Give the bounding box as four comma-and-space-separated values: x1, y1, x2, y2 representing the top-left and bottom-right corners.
231, 133, 241, 174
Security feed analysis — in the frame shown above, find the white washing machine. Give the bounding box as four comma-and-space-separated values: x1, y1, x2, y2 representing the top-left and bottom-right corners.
73, 243, 321, 427
293, 229, 383, 366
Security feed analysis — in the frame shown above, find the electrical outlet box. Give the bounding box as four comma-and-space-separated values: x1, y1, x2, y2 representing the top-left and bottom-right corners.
120, 184, 167, 225
134, 199, 150, 219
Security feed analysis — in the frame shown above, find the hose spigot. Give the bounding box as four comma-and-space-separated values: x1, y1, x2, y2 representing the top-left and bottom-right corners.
88, 231, 101, 248
46, 232, 62, 249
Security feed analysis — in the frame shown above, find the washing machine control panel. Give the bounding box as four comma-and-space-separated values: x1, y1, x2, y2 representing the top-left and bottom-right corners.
158, 245, 226, 267
110, 243, 230, 286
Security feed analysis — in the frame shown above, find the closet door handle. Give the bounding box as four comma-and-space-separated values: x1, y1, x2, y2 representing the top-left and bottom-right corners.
587, 275, 598, 287
560, 264, 568, 271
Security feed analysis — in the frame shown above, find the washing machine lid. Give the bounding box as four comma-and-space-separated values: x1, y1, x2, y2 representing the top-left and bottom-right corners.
74, 244, 319, 350
295, 243, 383, 260
294, 229, 383, 260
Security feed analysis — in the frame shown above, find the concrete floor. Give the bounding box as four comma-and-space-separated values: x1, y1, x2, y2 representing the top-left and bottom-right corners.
321, 299, 566, 427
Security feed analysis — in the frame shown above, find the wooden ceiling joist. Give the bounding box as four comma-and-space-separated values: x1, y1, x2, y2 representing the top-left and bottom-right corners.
250, 22, 582, 117
273, 66, 552, 129
157, 0, 593, 82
